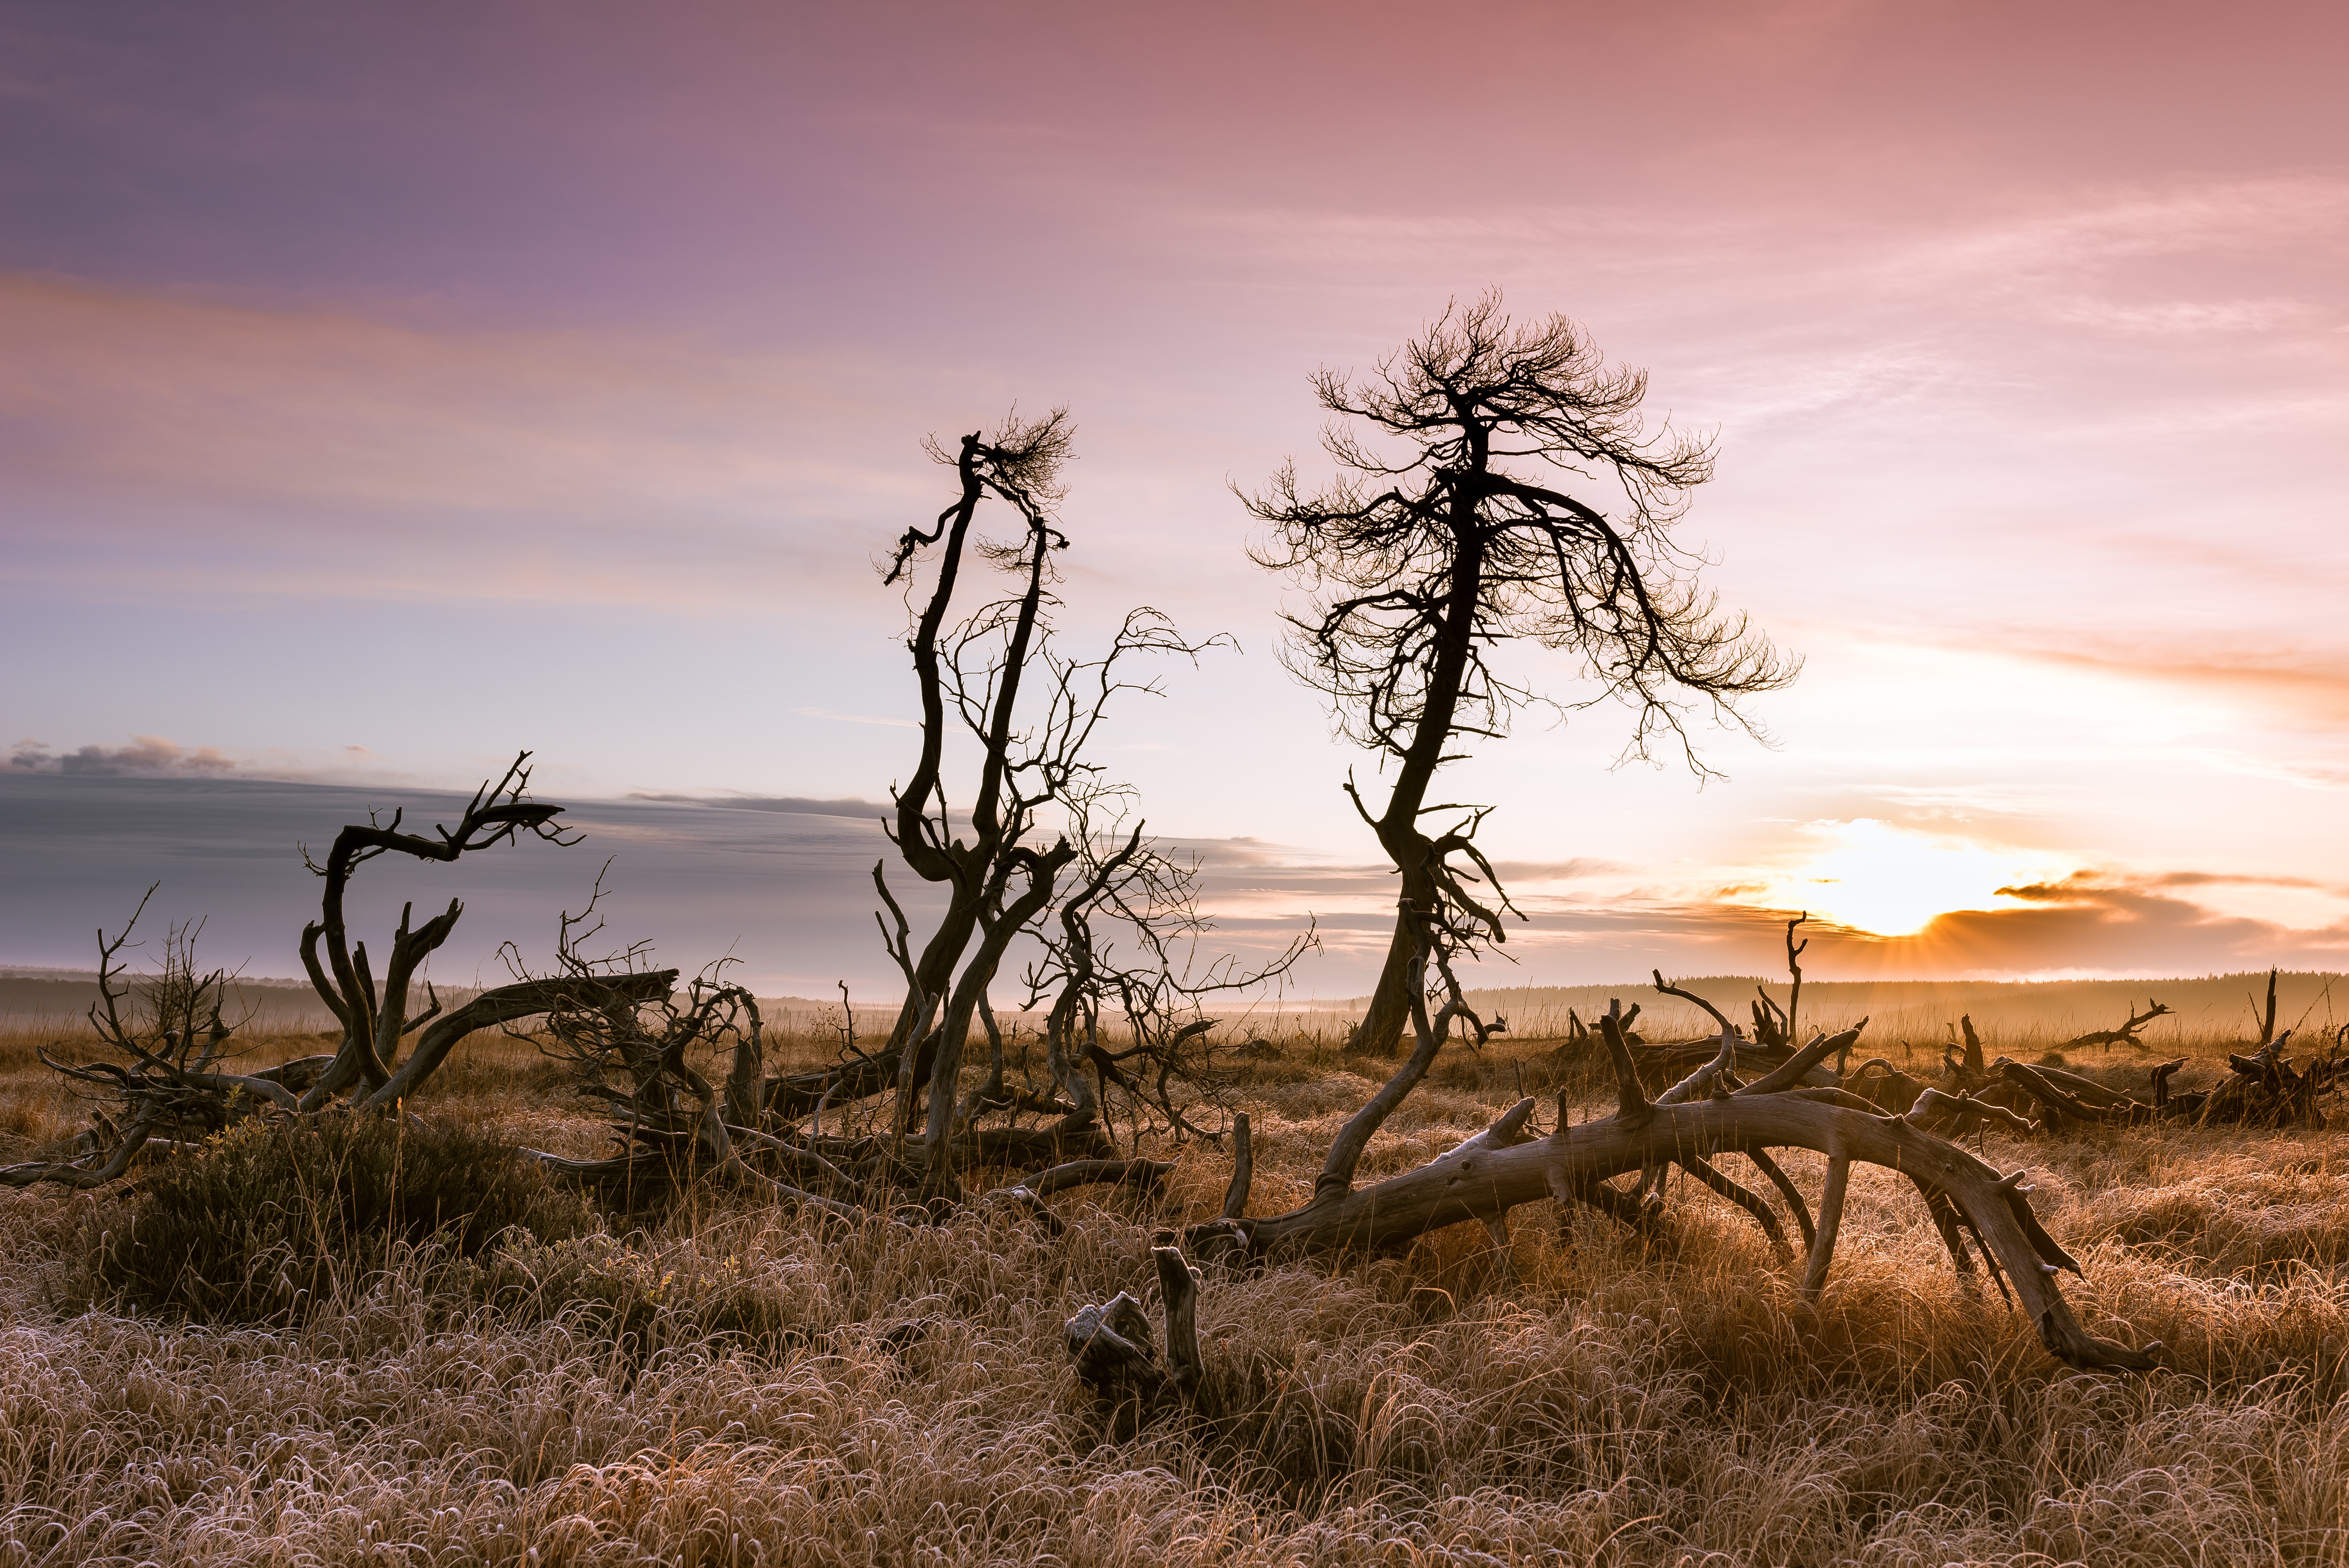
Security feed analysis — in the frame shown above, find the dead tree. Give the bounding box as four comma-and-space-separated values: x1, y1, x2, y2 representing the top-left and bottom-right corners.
2154, 1032, 2342, 1130
2060, 998, 2174, 1052
2251, 967, 2280, 1047
863, 412, 1246, 1201
487, 867, 1179, 1221
3, 756, 669, 1189
872, 409, 1080, 1073
1177, 917, 2158, 1374
0, 891, 326, 1188
1246, 293, 1795, 1054
523, 951, 865, 1215
667, 410, 1278, 1211
288, 753, 678, 1115
1622, 970, 1821, 1095
1920, 1025, 2345, 1135
1618, 928, 1818, 1092
982, 799, 1314, 1169
913, 605, 1225, 1199
1750, 914, 1810, 1050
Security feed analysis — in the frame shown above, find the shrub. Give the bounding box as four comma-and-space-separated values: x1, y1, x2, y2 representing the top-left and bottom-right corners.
463, 1230, 807, 1363
89, 1114, 592, 1322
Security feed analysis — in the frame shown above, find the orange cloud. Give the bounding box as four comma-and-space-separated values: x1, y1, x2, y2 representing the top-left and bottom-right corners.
1837, 873, 2349, 977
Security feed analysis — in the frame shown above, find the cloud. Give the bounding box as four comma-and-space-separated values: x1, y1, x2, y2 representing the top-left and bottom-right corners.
626, 792, 895, 820
0, 275, 935, 615
1169, 841, 2349, 987
786, 707, 920, 730
1485, 859, 1632, 882
9, 735, 238, 777
2004, 645, 2349, 727
2152, 871, 2334, 892
2, 735, 467, 791
1836, 872, 2349, 977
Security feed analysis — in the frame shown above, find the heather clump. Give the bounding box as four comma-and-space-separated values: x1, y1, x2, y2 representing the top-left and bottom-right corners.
86, 1112, 591, 1322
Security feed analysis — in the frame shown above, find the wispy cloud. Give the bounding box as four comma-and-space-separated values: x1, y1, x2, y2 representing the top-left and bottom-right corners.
786, 707, 920, 730
626, 792, 895, 820
2003, 646, 2349, 728
0, 276, 936, 614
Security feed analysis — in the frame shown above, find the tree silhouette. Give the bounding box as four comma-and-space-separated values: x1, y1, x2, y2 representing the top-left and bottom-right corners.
1248, 293, 1795, 1054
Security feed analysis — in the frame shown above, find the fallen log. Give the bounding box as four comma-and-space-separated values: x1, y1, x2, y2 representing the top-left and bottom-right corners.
1183, 950, 2158, 1374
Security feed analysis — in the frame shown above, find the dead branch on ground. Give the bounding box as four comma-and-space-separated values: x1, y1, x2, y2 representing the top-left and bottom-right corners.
2060, 999, 2175, 1052
1172, 918, 2157, 1375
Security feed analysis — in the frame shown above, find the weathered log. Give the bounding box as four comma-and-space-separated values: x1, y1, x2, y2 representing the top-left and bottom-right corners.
1991, 1058, 2143, 1130
1152, 1237, 1207, 1400
1064, 1239, 1212, 1409
351, 970, 678, 1112
1028, 1157, 1174, 1197
763, 1039, 907, 1119
1798, 1154, 1852, 1303
1064, 1291, 1164, 1399
252, 1054, 336, 1090
1187, 1028, 2157, 1372
955, 1121, 1118, 1169
1842, 1058, 1932, 1115
2061, 998, 2174, 1051
1221, 1111, 1253, 1219
1906, 1086, 2037, 1138
1625, 1036, 1804, 1092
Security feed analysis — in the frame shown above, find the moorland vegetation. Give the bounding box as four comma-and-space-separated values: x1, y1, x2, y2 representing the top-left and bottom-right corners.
3, 297, 2346, 1565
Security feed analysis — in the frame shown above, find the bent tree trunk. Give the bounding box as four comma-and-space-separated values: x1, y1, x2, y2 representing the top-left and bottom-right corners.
1188, 1009, 2159, 1374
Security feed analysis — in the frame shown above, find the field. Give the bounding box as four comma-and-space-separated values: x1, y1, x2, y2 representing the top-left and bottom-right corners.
3, 1004, 2349, 1566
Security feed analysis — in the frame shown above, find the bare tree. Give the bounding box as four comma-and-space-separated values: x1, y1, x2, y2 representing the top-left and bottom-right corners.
1749, 914, 1811, 1049
1247, 293, 1795, 1053
510, 880, 867, 1215
863, 412, 1097, 1204
737, 410, 1265, 1206
0, 890, 323, 1188
3, 755, 671, 1188
989, 788, 1315, 1168
289, 753, 675, 1114
874, 410, 1079, 1068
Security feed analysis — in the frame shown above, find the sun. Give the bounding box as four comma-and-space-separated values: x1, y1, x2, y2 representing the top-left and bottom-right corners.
1762, 820, 2053, 937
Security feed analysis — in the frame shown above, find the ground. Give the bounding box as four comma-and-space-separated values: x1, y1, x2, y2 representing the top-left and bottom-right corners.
0, 1015, 2344, 1566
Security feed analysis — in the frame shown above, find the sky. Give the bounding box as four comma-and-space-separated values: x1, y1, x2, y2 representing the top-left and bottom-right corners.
2, 0, 2345, 995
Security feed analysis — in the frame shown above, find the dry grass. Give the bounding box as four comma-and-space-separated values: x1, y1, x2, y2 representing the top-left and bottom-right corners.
3, 1020, 2348, 1565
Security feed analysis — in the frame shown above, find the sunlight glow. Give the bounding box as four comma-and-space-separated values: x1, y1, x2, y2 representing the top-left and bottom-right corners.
1761, 819, 2060, 938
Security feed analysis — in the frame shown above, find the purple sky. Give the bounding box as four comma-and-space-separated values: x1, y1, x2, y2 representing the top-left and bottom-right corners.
4, 1, 2345, 989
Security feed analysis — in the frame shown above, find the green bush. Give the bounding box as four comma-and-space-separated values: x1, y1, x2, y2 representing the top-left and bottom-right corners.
91, 1114, 592, 1322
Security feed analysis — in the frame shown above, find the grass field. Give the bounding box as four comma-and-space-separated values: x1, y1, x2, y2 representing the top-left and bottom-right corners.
3, 1007, 2347, 1566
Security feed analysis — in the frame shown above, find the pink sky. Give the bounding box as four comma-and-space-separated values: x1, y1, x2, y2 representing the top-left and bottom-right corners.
3, 1, 2345, 989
